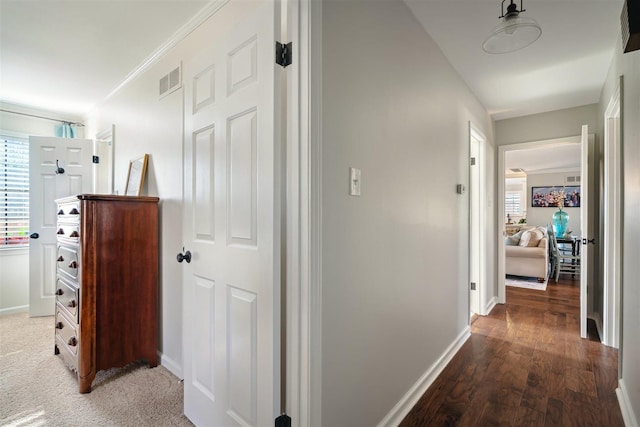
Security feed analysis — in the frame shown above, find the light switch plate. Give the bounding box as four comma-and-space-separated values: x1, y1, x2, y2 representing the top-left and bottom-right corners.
350, 167, 361, 196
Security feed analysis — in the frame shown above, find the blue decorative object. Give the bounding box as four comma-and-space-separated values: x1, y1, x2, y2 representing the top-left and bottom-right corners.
552, 209, 569, 237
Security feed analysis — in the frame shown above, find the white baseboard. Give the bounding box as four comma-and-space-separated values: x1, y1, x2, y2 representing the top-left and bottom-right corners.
159, 352, 183, 379
376, 327, 471, 427
617, 379, 639, 427
484, 297, 497, 316
0, 305, 28, 315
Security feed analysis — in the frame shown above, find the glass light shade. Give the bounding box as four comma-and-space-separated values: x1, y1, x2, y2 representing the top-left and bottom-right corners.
482, 16, 542, 54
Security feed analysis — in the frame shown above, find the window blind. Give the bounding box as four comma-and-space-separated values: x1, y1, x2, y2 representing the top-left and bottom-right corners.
505, 191, 522, 215
1, 137, 29, 247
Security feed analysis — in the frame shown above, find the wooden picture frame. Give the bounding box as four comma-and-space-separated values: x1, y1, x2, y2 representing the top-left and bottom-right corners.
124, 154, 149, 196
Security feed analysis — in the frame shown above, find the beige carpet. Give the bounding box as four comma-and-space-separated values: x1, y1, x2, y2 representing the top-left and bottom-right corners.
0, 312, 193, 426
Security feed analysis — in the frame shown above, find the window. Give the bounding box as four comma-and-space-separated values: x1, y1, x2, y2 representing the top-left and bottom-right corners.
505, 191, 522, 215
1, 136, 29, 247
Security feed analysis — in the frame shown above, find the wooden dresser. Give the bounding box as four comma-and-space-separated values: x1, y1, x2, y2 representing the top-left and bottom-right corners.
54, 194, 159, 393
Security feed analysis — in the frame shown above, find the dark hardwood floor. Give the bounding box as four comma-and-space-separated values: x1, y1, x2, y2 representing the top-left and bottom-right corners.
400, 276, 623, 426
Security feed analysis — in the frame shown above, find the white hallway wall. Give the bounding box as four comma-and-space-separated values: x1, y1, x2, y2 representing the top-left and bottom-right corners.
0, 105, 85, 313
321, 0, 495, 424
599, 42, 640, 425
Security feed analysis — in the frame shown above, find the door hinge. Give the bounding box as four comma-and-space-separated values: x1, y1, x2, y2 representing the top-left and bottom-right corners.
470, 282, 477, 290
275, 413, 291, 427
276, 41, 292, 68
92, 156, 100, 164
470, 157, 476, 166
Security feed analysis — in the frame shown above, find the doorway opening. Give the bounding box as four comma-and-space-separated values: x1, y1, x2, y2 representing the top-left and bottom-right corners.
498, 135, 591, 338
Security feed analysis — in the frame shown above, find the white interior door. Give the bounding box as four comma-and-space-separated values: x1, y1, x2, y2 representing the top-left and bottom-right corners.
182, 2, 281, 425
580, 125, 590, 338
28, 136, 93, 317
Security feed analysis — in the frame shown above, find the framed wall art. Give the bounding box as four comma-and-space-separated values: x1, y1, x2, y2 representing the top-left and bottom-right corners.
531, 185, 581, 208
124, 154, 149, 196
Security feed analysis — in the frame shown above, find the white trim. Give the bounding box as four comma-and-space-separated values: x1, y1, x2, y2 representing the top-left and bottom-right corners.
525, 167, 581, 175
616, 379, 639, 427
0, 305, 29, 315
99, 0, 231, 108
308, 0, 323, 423
377, 328, 471, 427
159, 352, 183, 379
94, 124, 115, 195
285, 0, 303, 423
603, 79, 622, 349
485, 296, 497, 315
469, 122, 487, 317
0, 129, 29, 141
497, 136, 581, 305
286, 0, 321, 424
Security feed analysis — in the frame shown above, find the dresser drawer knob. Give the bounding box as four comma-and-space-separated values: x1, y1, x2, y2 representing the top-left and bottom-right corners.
56, 322, 63, 329
58, 209, 64, 215
57, 228, 64, 235
69, 231, 79, 238
69, 208, 79, 215
57, 256, 64, 262
55, 288, 64, 295
67, 337, 77, 347
68, 261, 78, 269
68, 300, 77, 308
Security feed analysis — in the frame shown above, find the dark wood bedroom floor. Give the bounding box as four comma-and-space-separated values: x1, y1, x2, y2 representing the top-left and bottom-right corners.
400, 276, 623, 426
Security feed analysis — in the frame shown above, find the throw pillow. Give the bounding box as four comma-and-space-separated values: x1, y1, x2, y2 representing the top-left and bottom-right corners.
527, 229, 545, 247
518, 230, 533, 247
505, 235, 520, 246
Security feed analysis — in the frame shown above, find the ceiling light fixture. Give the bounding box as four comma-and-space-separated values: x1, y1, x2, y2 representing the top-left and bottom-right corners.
483, 0, 542, 54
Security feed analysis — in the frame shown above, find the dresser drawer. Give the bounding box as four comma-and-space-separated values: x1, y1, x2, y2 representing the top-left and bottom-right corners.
55, 278, 79, 320
57, 201, 81, 218
56, 223, 80, 243
55, 309, 79, 355
55, 334, 78, 372
57, 246, 79, 281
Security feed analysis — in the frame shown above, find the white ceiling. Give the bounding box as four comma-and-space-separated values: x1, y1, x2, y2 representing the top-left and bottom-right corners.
0, 0, 208, 116
0, 0, 625, 121
505, 143, 581, 174
405, 0, 624, 120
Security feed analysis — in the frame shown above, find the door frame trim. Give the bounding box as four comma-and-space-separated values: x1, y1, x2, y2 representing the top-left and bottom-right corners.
286, 0, 322, 424
469, 122, 486, 317
603, 77, 622, 349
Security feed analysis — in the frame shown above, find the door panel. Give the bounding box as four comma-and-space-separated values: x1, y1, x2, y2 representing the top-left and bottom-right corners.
182, 1, 280, 425
29, 136, 93, 317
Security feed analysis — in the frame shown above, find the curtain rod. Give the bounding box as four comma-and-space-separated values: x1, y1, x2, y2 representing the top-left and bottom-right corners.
0, 109, 85, 127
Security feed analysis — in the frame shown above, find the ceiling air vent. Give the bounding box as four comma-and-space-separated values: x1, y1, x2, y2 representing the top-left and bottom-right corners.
509, 168, 525, 173
159, 64, 182, 98
565, 175, 581, 184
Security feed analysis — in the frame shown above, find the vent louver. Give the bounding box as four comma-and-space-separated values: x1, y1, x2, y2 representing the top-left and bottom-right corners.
159, 64, 182, 98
